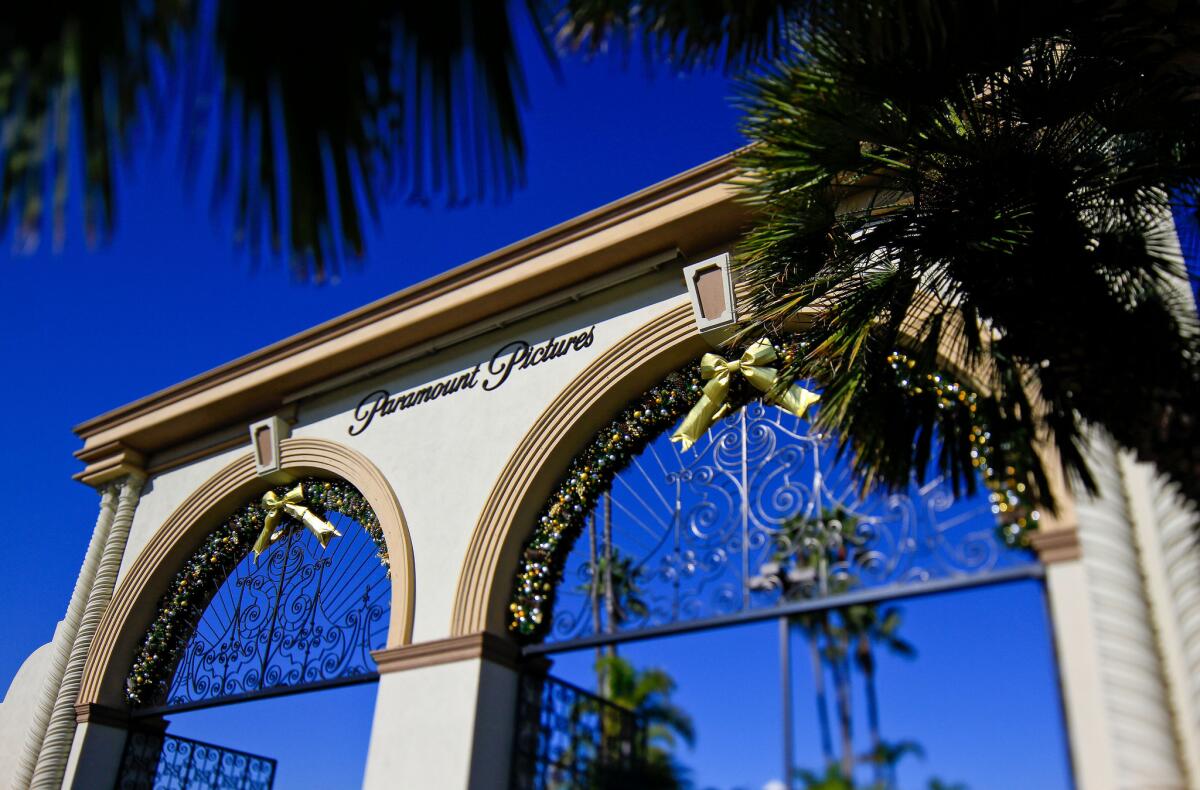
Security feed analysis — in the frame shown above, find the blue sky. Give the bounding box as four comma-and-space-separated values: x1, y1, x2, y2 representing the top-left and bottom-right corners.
0, 22, 743, 688
0, 18, 1087, 789
550, 580, 1072, 790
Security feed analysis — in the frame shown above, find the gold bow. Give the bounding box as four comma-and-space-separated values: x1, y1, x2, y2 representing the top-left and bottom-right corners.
253, 484, 342, 560
671, 338, 821, 450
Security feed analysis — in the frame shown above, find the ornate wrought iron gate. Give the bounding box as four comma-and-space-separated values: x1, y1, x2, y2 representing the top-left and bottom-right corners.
116, 479, 390, 788
511, 672, 646, 789
116, 731, 276, 790
513, 400, 1047, 788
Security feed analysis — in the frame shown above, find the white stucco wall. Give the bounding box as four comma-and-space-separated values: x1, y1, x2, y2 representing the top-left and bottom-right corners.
102, 263, 692, 648
0, 624, 60, 786
1, 259, 695, 790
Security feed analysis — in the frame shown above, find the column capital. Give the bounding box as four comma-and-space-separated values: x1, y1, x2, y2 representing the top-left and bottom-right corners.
73, 441, 146, 488
371, 631, 520, 674
73, 703, 129, 728
1029, 525, 1082, 564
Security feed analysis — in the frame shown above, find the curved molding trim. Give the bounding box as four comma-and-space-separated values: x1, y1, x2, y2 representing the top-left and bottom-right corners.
451, 300, 708, 636
77, 438, 415, 710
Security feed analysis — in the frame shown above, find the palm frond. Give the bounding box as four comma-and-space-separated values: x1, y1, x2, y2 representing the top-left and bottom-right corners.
736, 0, 1200, 508
0, 1, 545, 280
201, 1, 545, 280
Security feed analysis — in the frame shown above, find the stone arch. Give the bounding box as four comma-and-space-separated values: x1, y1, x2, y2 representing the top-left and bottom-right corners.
451, 300, 708, 636
78, 437, 415, 709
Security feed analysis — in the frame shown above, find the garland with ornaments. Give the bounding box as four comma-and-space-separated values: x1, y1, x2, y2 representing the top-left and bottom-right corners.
508, 339, 1039, 641
126, 477, 387, 707
884, 351, 1039, 547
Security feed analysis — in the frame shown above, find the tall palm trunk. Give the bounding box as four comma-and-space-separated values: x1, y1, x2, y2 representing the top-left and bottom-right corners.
804, 618, 835, 766
602, 494, 617, 694
589, 514, 603, 678
859, 635, 883, 787
824, 619, 855, 779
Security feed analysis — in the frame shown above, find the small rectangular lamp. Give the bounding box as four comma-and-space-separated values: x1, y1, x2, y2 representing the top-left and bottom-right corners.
683, 253, 737, 334
249, 416, 290, 476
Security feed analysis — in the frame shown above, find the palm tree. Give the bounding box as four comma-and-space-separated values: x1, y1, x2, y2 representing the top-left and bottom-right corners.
594, 653, 695, 789
0, 2, 545, 279
558, 0, 1200, 512
735, 1, 1200, 513
840, 606, 915, 787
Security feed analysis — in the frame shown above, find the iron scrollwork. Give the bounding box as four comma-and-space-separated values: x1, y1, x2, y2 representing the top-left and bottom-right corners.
162, 515, 390, 708
116, 730, 276, 790
550, 401, 1031, 642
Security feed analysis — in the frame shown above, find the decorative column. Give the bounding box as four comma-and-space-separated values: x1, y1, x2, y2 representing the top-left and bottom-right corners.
29, 473, 145, 789
1048, 436, 1189, 789
12, 485, 118, 790
1117, 453, 1200, 786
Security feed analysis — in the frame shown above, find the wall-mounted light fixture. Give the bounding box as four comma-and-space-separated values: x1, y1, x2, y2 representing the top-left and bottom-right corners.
249, 415, 290, 476
683, 253, 737, 335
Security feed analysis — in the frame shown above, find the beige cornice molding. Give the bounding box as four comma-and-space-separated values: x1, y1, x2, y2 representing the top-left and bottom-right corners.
372, 632, 520, 674
76, 438, 416, 709
72, 153, 748, 471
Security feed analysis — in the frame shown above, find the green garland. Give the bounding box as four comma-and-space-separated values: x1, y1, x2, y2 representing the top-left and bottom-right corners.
885, 352, 1039, 547
509, 342, 1039, 641
125, 477, 387, 707
509, 359, 760, 639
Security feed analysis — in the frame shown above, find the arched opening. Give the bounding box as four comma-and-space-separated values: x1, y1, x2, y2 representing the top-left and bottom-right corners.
116, 476, 392, 788
76, 439, 414, 789
498, 345, 1072, 789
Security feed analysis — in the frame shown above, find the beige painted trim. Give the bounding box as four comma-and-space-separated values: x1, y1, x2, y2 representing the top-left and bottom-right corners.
74, 443, 147, 487
72, 154, 748, 474
76, 438, 416, 709
451, 300, 709, 636
1029, 526, 1082, 564
72, 704, 130, 728
372, 632, 520, 674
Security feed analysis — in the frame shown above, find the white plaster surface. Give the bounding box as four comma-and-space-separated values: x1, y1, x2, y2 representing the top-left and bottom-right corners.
37, 267, 689, 789
108, 267, 690, 648
293, 270, 689, 643
63, 721, 127, 790
116, 443, 248, 589
362, 659, 517, 790
0, 626, 59, 786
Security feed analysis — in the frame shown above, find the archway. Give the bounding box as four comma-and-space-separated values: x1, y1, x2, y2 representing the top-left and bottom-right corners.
80, 438, 414, 713
462, 321, 1068, 788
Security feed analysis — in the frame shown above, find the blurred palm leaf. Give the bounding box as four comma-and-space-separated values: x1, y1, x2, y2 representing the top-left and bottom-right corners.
556, 0, 1072, 72
0, 1, 546, 279
0, 2, 187, 249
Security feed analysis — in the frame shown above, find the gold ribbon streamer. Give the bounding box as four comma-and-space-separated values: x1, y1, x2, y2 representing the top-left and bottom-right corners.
670, 338, 821, 451
253, 484, 343, 560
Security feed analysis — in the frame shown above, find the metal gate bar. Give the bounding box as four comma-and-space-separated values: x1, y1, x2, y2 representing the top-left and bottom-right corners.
526, 563, 1043, 656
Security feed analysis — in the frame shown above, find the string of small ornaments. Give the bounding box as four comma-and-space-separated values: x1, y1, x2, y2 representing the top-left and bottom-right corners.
884, 351, 1039, 547
509, 341, 1038, 641
125, 478, 387, 707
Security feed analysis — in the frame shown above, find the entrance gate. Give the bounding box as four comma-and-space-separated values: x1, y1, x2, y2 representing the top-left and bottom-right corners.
116, 478, 391, 789
509, 399, 1055, 789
